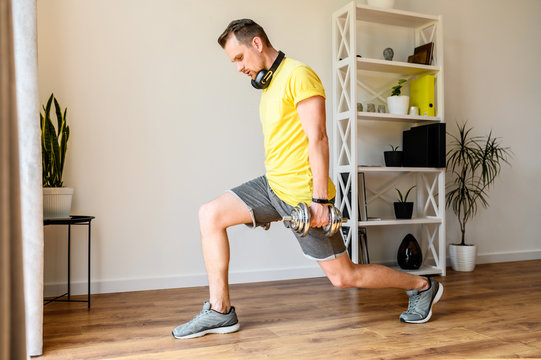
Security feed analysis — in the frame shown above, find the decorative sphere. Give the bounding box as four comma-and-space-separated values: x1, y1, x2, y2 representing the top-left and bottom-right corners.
383, 48, 394, 61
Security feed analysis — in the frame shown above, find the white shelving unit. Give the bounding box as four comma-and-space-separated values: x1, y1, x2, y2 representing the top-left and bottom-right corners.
332, 2, 446, 276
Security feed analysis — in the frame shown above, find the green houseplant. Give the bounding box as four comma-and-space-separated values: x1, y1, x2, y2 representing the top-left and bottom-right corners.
394, 185, 415, 219
446, 123, 511, 271
387, 79, 409, 115
41, 93, 73, 218
390, 79, 406, 96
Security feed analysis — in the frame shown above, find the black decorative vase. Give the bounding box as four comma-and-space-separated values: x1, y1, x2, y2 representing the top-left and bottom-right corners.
397, 233, 422, 270
394, 202, 413, 219
384, 151, 403, 167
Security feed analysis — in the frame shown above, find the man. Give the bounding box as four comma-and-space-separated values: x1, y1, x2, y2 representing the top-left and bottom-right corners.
172, 19, 443, 339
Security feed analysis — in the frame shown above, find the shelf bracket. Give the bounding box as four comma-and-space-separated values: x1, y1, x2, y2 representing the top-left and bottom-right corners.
337, 172, 353, 220
422, 173, 440, 216
423, 225, 440, 269
337, 118, 352, 166
336, 66, 352, 113
335, 12, 352, 61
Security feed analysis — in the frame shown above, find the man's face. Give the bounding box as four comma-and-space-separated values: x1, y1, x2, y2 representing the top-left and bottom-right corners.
224, 35, 265, 80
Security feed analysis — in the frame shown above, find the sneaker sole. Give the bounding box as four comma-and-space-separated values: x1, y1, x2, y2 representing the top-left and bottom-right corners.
402, 283, 444, 324
172, 322, 240, 339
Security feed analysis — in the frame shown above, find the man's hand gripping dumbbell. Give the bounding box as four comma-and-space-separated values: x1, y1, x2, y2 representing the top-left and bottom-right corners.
263, 202, 347, 237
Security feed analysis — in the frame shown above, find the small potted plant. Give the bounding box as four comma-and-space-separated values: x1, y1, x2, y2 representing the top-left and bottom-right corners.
384, 144, 403, 167
446, 123, 511, 271
394, 185, 415, 219
387, 79, 409, 115
41, 93, 73, 218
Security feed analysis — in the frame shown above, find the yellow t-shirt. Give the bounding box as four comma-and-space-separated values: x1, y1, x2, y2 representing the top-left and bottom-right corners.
260, 57, 336, 206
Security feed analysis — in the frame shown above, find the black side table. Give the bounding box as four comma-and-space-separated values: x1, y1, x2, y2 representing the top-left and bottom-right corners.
44, 215, 95, 308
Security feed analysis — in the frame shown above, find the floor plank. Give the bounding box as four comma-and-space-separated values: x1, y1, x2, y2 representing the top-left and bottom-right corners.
42, 260, 541, 359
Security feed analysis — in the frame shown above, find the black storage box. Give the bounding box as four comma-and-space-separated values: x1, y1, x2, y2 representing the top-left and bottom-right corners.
403, 123, 446, 168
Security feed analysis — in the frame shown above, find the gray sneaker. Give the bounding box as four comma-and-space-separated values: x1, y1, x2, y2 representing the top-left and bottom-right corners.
400, 278, 444, 324
172, 302, 240, 339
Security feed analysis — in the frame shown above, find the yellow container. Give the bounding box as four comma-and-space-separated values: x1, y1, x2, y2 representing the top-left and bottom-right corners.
410, 75, 435, 116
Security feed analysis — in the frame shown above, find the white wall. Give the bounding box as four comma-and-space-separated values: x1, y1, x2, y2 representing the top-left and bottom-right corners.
38, 0, 541, 295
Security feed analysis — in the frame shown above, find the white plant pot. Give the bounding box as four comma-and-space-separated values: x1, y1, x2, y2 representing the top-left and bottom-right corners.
43, 187, 74, 219
367, 0, 395, 9
387, 96, 409, 115
449, 244, 477, 272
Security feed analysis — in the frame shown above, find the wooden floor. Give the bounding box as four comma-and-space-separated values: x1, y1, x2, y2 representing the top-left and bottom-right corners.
42, 260, 541, 359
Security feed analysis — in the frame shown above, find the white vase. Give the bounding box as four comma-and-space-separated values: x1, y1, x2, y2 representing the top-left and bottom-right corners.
449, 244, 477, 272
387, 96, 409, 115
367, 0, 395, 9
43, 187, 74, 219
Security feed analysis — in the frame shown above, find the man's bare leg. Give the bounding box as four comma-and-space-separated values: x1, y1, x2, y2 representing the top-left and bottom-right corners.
172, 192, 251, 339
318, 253, 444, 323
318, 253, 429, 291
198, 192, 252, 313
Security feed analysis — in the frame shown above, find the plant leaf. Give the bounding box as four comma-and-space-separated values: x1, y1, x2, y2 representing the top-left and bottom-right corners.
45, 93, 53, 121
47, 116, 61, 187
60, 125, 69, 177
396, 188, 404, 202
54, 96, 63, 136
404, 185, 415, 202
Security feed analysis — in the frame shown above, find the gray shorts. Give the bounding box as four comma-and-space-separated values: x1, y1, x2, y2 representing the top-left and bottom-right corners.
228, 175, 347, 261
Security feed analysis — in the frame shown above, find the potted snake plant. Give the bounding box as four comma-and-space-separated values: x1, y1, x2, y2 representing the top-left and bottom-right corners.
384, 144, 403, 167
394, 185, 415, 219
446, 123, 511, 271
41, 93, 73, 218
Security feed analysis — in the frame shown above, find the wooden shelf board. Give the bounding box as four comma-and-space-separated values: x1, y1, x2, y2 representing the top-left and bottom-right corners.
356, 57, 440, 75
355, 4, 439, 28
356, 217, 442, 227
390, 265, 443, 276
357, 112, 441, 123
357, 166, 445, 173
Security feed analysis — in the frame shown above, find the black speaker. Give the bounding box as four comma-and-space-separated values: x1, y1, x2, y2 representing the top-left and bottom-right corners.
403, 123, 446, 168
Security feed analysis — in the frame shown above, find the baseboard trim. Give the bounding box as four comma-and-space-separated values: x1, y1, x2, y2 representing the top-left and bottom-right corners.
475, 249, 541, 264
380, 249, 541, 269
44, 265, 326, 297
44, 249, 541, 296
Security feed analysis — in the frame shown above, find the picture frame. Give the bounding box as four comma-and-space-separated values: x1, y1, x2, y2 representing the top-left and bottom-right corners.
408, 42, 434, 65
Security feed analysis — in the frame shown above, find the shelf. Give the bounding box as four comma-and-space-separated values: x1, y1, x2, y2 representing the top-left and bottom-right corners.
391, 265, 443, 276
357, 166, 445, 173
357, 112, 441, 123
335, 111, 441, 123
332, 2, 445, 274
335, 165, 445, 173
355, 4, 439, 28
356, 217, 442, 227
336, 57, 440, 75
357, 57, 440, 75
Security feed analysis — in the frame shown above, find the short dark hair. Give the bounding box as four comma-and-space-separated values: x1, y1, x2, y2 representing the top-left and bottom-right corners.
217, 19, 271, 48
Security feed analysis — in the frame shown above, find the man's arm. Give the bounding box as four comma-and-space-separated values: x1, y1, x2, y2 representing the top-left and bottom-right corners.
297, 95, 330, 228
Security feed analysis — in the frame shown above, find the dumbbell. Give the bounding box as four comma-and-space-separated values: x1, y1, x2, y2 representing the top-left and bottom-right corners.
282, 202, 347, 237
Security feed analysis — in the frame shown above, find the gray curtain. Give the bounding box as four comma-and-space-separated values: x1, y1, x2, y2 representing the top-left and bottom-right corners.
0, 0, 28, 358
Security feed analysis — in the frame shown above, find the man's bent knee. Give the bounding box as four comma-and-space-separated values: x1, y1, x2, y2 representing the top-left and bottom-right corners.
319, 254, 363, 289
199, 200, 223, 231
327, 273, 353, 289
198, 193, 252, 233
